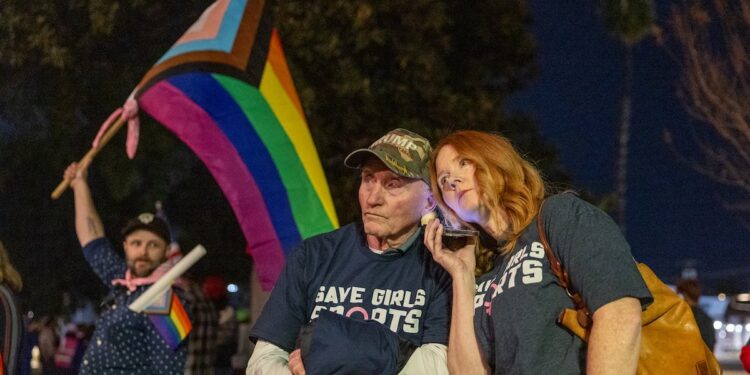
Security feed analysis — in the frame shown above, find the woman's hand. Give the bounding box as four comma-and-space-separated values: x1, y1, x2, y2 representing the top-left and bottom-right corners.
425, 218, 490, 375
423, 218, 477, 279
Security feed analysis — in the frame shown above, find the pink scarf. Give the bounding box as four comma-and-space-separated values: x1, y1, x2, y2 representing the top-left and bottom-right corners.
111, 262, 171, 292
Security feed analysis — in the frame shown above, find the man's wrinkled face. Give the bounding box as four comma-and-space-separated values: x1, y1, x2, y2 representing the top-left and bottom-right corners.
123, 229, 168, 277
358, 158, 431, 243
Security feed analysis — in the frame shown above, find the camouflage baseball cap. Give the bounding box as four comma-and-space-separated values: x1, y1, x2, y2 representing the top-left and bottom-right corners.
344, 128, 432, 183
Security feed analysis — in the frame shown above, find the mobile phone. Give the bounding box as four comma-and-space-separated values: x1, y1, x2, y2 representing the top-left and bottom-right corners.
442, 228, 479, 250
423, 208, 478, 250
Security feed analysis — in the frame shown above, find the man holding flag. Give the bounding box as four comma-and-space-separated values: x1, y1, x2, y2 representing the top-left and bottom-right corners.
63, 161, 192, 374
248, 129, 451, 374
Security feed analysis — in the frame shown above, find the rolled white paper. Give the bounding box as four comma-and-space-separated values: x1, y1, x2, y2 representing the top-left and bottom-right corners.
128, 244, 207, 313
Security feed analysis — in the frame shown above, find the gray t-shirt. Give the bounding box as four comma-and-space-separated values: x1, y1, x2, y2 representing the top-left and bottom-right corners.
474, 193, 652, 374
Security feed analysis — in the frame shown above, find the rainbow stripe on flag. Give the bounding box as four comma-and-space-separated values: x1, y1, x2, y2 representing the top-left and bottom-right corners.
147, 291, 192, 350
133, 0, 338, 290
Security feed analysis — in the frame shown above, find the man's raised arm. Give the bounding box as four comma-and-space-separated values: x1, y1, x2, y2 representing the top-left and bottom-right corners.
63, 161, 104, 246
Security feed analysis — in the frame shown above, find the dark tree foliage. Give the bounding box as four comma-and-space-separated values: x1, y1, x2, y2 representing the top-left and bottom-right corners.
272, 0, 568, 222
0, 0, 567, 314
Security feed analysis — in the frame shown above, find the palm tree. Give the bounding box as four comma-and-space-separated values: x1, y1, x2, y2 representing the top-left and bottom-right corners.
600, 0, 655, 235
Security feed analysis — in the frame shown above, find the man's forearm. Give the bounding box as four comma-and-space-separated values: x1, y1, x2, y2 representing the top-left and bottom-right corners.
72, 181, 104, 246
399, 343, 448, 375
246, 340, 292, 375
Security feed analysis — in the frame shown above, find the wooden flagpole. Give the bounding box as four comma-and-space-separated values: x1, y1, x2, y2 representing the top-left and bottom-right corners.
50, 114, 128, 199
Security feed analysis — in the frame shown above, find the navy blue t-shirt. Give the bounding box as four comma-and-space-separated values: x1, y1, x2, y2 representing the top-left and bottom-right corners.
474, 193, 652, 374
250, 223, 452, 351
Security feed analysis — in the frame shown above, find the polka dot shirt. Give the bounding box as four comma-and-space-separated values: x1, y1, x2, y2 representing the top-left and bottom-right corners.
81, 238, 189, 374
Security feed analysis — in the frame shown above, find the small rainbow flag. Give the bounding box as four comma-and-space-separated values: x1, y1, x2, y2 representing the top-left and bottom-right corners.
146, 290, 192, 350
132, 0, 339, 290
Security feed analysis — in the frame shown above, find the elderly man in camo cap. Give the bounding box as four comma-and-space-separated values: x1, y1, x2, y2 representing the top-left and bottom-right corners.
248, 129, 450, 375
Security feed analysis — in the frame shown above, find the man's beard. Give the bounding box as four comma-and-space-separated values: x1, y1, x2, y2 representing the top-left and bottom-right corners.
128, 259, 159, 277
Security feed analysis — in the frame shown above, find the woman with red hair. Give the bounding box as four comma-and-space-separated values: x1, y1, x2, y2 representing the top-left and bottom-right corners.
423, 130, 652, 374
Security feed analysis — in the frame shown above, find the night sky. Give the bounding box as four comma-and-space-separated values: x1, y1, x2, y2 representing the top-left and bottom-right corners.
509, 0, 750, 291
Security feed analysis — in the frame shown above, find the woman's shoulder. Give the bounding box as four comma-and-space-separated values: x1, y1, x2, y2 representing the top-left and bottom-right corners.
541, 191, 604, 221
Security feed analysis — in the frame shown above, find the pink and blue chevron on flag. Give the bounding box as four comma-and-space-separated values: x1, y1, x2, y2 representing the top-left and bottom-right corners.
132, 0, 339, 290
